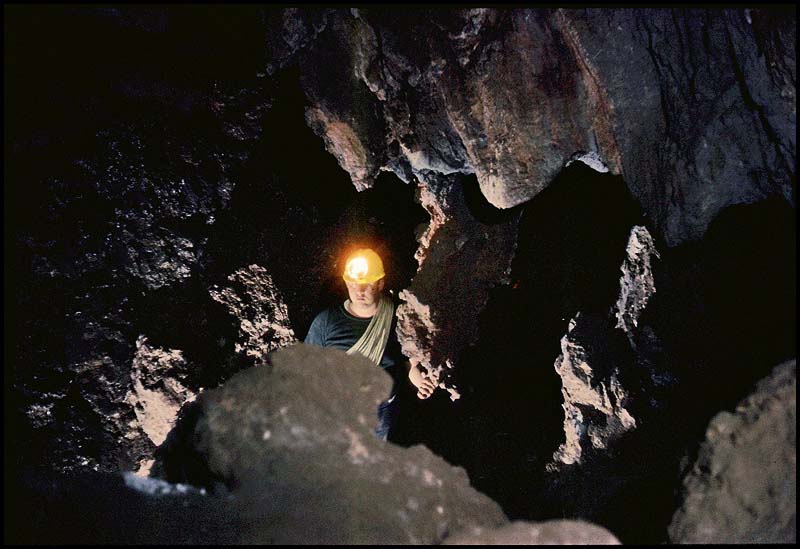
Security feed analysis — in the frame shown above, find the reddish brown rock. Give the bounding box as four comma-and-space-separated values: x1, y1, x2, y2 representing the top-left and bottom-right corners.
297, 8, 793, 246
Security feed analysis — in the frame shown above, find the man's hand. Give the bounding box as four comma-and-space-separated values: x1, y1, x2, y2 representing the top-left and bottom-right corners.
408, 362, 437, 400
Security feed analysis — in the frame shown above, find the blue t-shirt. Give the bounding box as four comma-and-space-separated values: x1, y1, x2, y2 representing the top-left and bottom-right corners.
304, 302, 406, 393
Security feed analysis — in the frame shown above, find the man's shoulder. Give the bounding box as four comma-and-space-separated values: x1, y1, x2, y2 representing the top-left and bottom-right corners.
313, 304, 345, 323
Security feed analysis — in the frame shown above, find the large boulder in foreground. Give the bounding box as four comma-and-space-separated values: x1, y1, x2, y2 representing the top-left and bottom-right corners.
668, 360, 796, 544
154, 343, 508, 544
442, 519, 620, 545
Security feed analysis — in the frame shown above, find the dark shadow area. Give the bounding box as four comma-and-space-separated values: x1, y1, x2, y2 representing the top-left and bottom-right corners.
127, 277, 246, 390
202, 66, 358, 340
643, 193, 796, 461
393, 162, 645, 520
539, 194, 796, 544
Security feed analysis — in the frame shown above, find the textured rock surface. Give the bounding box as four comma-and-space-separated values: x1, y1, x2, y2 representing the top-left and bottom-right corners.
550, 313, 636, 467
5, 7, 797, 544
395, 173, 520, 396
7, 7, 273, 473
668, 360, 797, 544
154, 344, 508, 544
208, 264, 297, 365
297, 8, 795, 246
442, 519, 620, 545
125, 336, 197, 474
614, 226, 660, 342
292, 7, 794, 393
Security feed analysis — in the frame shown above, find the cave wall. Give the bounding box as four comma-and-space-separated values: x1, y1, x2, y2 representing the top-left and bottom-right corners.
5, 7, 796, 542
286, 7, 795, 382
291, 7, 795, 243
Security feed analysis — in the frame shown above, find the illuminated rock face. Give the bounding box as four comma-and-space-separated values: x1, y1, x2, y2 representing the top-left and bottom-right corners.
394, 173, 520, 397
208, 264, 297, 366
550, 313, 637, 468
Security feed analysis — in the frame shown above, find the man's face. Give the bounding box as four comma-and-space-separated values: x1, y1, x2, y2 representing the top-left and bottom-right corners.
345, 278, 385, 308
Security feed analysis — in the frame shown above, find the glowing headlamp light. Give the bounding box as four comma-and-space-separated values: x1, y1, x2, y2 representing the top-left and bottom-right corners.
346, 256, 369, 281
342, 248, 385, 284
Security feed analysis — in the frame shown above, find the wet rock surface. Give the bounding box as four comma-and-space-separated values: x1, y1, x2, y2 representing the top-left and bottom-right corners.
669, 360, 797, 544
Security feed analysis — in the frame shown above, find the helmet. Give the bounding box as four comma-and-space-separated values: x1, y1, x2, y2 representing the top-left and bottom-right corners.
343, 248, 385, 284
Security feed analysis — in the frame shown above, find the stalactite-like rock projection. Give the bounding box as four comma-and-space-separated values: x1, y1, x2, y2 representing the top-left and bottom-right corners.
395, 172, 520, 398
6, 5, 795, 545
550, 312, 638, 468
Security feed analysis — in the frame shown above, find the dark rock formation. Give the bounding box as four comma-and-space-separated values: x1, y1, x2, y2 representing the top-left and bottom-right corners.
5, 5, 796, 546
5, 469, 238, 545
297, 8, 794, 246
293, 6, 795, 395
669, 360, 796, 544
154, 344, 508, 544
548, 225, 660, 468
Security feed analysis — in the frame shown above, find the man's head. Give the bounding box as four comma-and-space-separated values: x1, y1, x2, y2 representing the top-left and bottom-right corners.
343, 248, 385, 313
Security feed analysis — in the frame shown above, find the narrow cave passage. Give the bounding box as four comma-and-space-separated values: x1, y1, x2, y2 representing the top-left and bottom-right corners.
398, 162, 646, 521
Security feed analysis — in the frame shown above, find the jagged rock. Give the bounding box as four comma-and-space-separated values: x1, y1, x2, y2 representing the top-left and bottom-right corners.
9, 51, 267, 472
125, 336, 197, 474
297, 8, 793, 246
442, 519, 621, 545
5, 7, 797, 543
613, 225, 676, 404
295, 7, 794, 407
154, 344, 508, 544
263, 8, 333, 76
549, 313, 636, 468
395, 172, 519, 398
208, 264, 296, 365
668, 360, 796, 544
123, 229, 198, 291
614, 225, 660, 342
